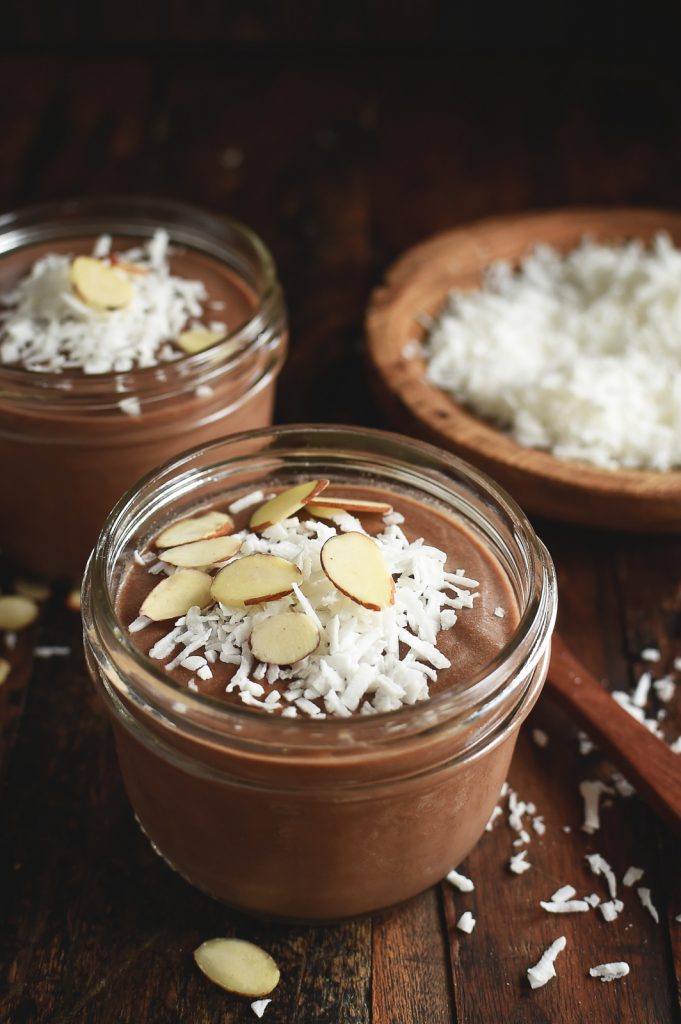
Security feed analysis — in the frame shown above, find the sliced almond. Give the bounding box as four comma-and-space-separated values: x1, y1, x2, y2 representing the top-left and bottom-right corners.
0, 658, 10, 685
306, 496, 393, 517
140, 569, 212, 621
0, 595, 39, 631
250, 612, 320, 666
320, 532, 394, 611
70, 256, 133, 311
160, 535, 242, 568
110, 255, 149, 276
66, 587, 82, 613
193, 938, 280, 998
155, 511, 234, 549
249, 480, 330, 532
14, 579, 51, 602
211, 554, 302, 607
177, 329, 226, 355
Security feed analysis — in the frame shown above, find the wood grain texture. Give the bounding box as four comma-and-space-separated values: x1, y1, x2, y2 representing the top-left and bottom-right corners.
548, 633, 681, 836
1, 49, 681, 1024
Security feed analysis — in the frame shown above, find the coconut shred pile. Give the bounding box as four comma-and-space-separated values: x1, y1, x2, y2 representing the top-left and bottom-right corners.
135, 507, 479, 719
423, 234, 681, 471
0, 231, 210, 373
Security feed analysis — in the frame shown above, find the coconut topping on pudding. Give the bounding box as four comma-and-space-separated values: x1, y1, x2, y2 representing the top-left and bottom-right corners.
0, 230, 229, 374
123, 482, 495, 719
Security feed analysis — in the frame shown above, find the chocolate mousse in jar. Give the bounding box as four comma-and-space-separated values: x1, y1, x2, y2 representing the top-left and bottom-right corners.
0, 197, 287, 579
82, 425, 557, 921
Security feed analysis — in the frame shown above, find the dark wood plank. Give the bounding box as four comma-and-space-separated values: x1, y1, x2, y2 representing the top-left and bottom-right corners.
444, 523, 680, 1024
372, 889, 453, 1024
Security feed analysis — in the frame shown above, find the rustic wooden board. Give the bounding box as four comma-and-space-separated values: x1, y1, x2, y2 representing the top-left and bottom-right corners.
1, 49, 681, 1024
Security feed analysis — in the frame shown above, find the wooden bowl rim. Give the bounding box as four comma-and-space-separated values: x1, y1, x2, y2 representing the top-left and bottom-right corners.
366, 206, 681, 505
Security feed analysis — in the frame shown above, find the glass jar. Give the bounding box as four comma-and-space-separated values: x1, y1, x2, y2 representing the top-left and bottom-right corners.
82, 425, 557, 921
0, 197, 287, 579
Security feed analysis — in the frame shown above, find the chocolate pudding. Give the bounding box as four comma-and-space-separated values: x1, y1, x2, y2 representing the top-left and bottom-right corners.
82, 426, 557, 920
0, 199, 287, 579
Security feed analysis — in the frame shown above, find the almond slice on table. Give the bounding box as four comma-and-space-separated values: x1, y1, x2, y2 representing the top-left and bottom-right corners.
0, 595, 39, 631
249, 480, 330, 532
66, 587, 82, 613
159, 535, 242, 568
305, 496, 393, 516
177, 329, 226, 355
250, 612, 320, 665
155, 511, 234, 549
321, 532, 394, 611
140, 569, 212, 621
193, 938, 280, 998
211, 554, 302, 607
70, 256, 133, 311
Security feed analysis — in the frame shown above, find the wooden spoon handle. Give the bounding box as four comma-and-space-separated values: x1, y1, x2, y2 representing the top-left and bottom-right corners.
547, 633, 681, 837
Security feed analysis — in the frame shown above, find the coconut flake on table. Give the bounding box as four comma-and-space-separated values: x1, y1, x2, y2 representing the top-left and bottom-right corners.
456, 911, 476, 934
250, 998, 272, 1018
622, 866, 644, 888
34, 645, 70, 658
509, 850, 531, 875
637, 887, 660, 923
446, 869, 475, 892
141, 512, 480, 718
589, 962, 630, 982
600, 899, 624, 923
585, 853, 617, 899
424, 234, 681, 472
640, 647, 661, 663
0, 230, 210, 374
579, 779, 615, 834
527, 936, 566, 990
654, 676, 676, 702
540, 884, 589, 914
531, 728, 549, 748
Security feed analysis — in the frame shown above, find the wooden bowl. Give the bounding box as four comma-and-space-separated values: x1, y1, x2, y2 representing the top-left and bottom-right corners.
366, 207, 681, 532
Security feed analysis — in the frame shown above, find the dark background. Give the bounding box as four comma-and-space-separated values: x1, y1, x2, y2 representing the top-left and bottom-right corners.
3, 6, 681, 424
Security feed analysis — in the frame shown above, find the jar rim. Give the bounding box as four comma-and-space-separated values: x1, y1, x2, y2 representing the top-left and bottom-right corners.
0, 195, 279, 396
83, 424, 557, 753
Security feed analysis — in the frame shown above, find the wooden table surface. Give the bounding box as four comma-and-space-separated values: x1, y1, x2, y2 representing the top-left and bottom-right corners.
1, 50, 681, 1024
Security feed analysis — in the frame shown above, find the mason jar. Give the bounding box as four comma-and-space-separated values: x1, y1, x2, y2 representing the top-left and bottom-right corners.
0, 197, 287, 579
82, 425, 557, 921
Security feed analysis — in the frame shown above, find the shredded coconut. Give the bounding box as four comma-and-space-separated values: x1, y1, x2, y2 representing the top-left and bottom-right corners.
637, 887, 660, 923
622, 866, 644, 888
600, 899, 624, 922
589, 962, 630, 982
640, 647, 661, 663
540, 899, 589, 914
585, 853, 617, 899
34, 645, 70, 658
424, 234, 681, 471
0, 231, 208, 374
142, 513, 479, 717
446, 869, 474, 892
531, 728, 549, 748
527, 936, 566, 990
456, 911, 476, 934
579, 779, 614, 834
251, 998, 272, 1018
509, 850, 531, 875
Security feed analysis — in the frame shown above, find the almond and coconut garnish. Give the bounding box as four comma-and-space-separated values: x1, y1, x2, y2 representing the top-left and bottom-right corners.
127, 483, 481, 718
0, 230, 229, 381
